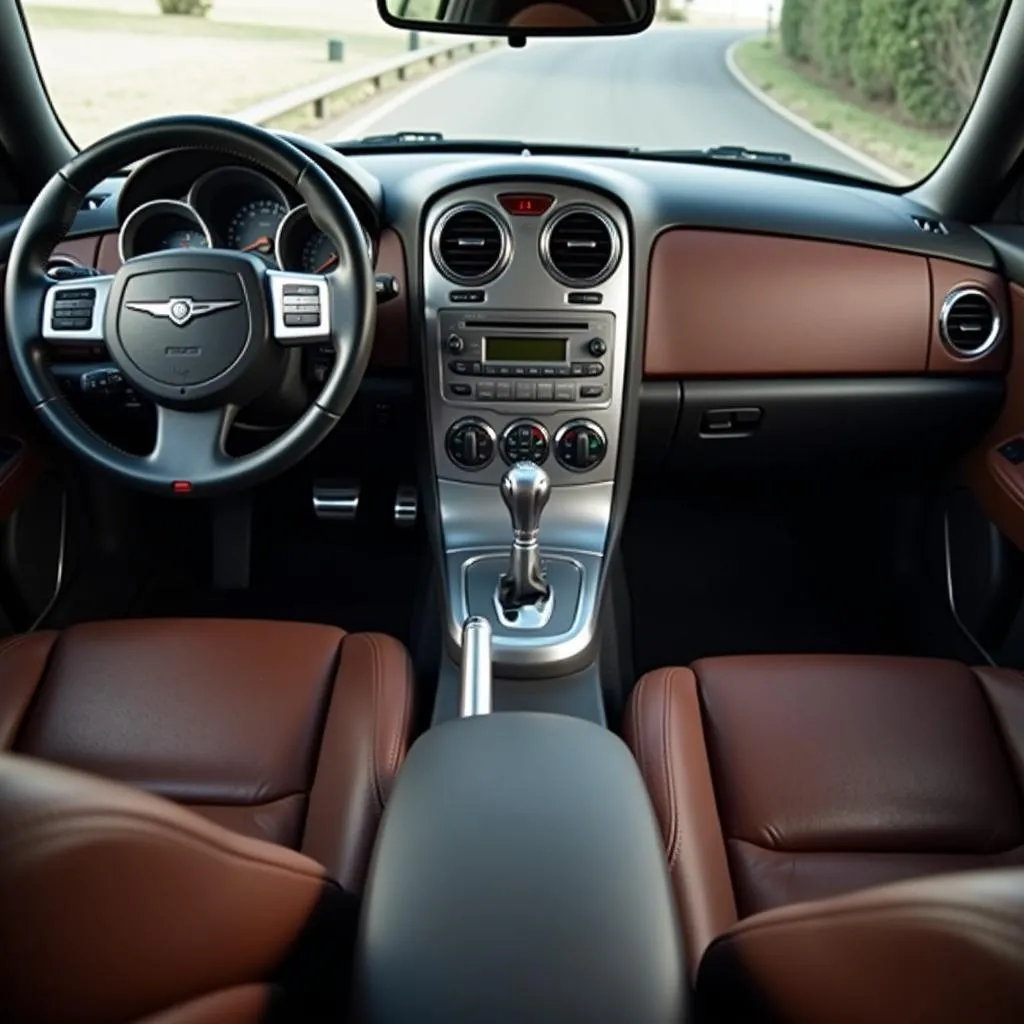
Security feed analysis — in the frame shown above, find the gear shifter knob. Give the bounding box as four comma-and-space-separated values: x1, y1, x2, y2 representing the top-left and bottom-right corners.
498, 462, 551, 611
500, 461, 551, 542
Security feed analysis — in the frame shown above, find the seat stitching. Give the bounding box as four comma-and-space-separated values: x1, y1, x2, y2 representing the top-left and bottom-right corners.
363, 633, 385, 811
664, 669, 682, 872
386, 645, 412, 784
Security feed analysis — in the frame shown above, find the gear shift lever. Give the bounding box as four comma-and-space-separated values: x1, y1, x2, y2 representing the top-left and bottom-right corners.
498, 461, 551, 611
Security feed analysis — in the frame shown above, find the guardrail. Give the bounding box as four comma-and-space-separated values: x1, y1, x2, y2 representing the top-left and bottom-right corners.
234, 38, 498, 131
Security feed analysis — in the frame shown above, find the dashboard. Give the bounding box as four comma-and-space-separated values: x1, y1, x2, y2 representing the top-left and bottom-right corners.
26, 139, 1014, 477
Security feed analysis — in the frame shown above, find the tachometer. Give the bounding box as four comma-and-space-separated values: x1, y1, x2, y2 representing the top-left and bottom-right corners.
118, 199, 213, 261
300, 231, 339, 274
226, 197, 288, 260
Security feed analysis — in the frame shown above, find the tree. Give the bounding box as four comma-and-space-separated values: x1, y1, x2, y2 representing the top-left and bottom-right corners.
158, 0, 212, 16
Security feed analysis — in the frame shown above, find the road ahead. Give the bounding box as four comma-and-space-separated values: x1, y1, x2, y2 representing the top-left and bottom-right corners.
323, 28, 877, 181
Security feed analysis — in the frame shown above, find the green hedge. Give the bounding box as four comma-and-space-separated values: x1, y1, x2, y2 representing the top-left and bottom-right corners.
779, 0, 1002, 128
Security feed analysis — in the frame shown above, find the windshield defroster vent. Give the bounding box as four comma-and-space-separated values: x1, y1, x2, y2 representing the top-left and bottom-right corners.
939, 287, 1001, 358
541, 206, 621, 287
432, 204, 511, 285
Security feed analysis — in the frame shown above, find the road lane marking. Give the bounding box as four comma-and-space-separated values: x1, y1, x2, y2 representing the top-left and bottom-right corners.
331, 46, 505, 140
724, 39, 910, 186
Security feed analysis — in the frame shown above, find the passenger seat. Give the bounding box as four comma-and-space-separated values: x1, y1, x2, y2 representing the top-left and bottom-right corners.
625, 656, 1024, 1022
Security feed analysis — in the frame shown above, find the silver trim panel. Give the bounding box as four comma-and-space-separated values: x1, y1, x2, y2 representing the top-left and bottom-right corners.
41, 275, 115, 342
938, 286, 1002, 359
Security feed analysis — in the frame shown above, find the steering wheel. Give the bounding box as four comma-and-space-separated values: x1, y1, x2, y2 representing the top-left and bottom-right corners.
3, 115, 376, 497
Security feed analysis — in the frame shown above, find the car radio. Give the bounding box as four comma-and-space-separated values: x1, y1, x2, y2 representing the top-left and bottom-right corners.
438, 310, 614, 408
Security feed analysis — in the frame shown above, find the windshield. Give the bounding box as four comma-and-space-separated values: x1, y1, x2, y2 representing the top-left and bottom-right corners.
19, 0, 1009, 184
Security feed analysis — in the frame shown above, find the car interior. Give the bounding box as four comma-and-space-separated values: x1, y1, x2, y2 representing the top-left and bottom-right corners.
1, 0, 1024, 1021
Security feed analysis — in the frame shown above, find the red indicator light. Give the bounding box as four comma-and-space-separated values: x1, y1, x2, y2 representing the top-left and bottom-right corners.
498, 194, 554, 216
172, 481, 192, 494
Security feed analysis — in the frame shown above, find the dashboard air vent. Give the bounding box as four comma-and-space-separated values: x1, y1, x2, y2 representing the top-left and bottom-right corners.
432, 204, 510, 285
912, 215, 948, 235
542, 207, 620, 287
939, 287, 1001, 357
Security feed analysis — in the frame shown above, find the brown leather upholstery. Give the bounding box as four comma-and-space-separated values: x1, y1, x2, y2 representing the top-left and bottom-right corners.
697, 868, 1024, 1024
0, 753, 346, 1024
0, 619, 414, 892
625, 655, 1024, 1001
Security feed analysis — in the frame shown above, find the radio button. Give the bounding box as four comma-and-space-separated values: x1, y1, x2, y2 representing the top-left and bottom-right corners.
477, 382, 496, 401
570, 363, 587, 377
449, 383, 472, 398
556, 366, 572, 377
536, 382, 555, 401
496, 382, 513, 400
580, 385, 605, 399
513, 366, 527, 377
483, 365, 498, 376
585, 363, 604, 376
515, 381, 537, 401
497, 366, 512, 377
446, 333, 465, 354
471, 362, 483, 375
588, 338, 607, 357
527, 366, 541, 377
450, 360, 470, 375
554, 383, 575, 402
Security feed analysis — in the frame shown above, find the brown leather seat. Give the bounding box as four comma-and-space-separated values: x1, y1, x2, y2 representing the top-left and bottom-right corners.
0, 618, 413, 894
0, 752, 362, 1023
626, 656, 1024, 1022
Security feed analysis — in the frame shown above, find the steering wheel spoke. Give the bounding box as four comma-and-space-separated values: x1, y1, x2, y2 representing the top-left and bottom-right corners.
148, 404, 236, 484
267, 270, 332, 346
41, 275, 115, 343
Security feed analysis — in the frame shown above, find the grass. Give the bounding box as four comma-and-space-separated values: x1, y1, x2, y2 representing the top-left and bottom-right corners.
733, 36, 952, 181
25, 4, 400, 51
22, 4, 410, 144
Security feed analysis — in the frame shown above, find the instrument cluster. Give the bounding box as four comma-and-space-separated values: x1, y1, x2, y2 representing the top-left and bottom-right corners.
117, 165, 372, 272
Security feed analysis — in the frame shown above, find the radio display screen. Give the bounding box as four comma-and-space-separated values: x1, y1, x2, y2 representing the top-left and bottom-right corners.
485, 336, 567, 363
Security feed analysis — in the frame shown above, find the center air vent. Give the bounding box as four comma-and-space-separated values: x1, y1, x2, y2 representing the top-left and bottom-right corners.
432, 204, 511, 285
939, 287, 1001, 357
541, 206, 621, 287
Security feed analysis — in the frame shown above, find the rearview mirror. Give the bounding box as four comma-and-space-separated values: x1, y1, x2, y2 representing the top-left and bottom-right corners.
377, 1, 656, 38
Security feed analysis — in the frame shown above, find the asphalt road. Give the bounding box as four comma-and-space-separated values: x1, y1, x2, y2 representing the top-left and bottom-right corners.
323, 28, 877, 181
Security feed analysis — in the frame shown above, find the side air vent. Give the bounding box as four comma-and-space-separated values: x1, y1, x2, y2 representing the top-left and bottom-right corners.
431, 203, 511, 285
912, 215, 948, 235
939, 287, 1001, 358
541, 206, 621, 287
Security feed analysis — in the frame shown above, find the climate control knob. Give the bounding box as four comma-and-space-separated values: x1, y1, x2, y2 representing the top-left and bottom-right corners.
500, 420, 550, 465
446, 418, 496, 470
554, 419, 607, 472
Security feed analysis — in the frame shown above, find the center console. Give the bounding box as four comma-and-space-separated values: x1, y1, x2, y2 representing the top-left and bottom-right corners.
422, 183, 631, 679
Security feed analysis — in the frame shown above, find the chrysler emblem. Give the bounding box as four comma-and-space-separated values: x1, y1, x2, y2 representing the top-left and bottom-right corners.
125, 297, 241, 327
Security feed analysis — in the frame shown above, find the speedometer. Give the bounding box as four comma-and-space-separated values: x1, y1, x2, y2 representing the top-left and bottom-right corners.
226, 198, 287, 260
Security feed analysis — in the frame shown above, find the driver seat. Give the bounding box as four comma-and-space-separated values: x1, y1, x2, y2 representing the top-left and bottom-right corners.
0, 618, 414, 895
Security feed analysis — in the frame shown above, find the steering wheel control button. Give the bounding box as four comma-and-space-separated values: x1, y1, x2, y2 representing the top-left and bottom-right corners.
446, 418, 496, 470
501, 420, 550, 465
555, 420, 607, 472
43, 278, 113, 342
269, 273, 330, 343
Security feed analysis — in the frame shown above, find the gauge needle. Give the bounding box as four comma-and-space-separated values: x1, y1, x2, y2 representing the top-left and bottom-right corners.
242, 236, 272, 254
315, 253, 339, 273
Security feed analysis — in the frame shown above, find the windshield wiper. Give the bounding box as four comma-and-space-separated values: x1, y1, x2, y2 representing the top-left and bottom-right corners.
644, 144, 793, 164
